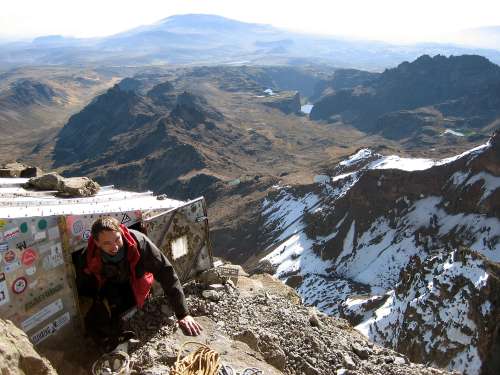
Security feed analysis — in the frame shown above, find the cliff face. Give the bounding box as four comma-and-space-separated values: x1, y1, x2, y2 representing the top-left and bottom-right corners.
259, 91, 301, 114
349, 247, 500, 375
310, 55, 500, 143
257, 132, 500, 374
53, 79, 226, 193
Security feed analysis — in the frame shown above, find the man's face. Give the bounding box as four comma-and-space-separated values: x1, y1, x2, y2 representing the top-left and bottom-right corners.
94, 229, 123, 256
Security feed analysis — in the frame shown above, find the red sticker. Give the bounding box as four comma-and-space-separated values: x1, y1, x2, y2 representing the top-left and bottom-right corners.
22, 248, 37, 266
12, 277, 27, 294
4, 250, 16, 263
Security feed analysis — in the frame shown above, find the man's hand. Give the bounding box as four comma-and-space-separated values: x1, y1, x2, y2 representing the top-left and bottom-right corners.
178, 315, 203, 336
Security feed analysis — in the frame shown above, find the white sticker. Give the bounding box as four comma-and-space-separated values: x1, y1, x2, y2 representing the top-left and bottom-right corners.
30, 312, 70, 345
26, 266, 36, 276
38, 244, 51, 254
34, 231, 47, 241
82, 230, 91, 241
47, 227, 60, 241
42, 246, 64, 270
0, 273, 10, 306
172, 235, 189, 259
21, 299, 64, 331
4, 260, 21, 273
3, 227, 20, 241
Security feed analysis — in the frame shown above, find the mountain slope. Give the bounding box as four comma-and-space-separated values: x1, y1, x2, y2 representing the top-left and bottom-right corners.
0, 67, 119, 166
310, 55, 500, 144
255, 131, 500, 374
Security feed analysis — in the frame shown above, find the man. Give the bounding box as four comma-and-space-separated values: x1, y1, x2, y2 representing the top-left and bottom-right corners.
79, 216, 202, 349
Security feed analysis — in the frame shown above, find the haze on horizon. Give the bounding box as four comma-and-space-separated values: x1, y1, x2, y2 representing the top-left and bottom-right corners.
1, 0, 500, 48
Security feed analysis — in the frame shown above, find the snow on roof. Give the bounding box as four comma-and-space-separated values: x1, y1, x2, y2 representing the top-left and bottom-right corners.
0, 178, 185, 218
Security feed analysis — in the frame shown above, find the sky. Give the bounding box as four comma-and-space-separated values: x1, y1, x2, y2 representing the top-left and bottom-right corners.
1, 0, 500, 46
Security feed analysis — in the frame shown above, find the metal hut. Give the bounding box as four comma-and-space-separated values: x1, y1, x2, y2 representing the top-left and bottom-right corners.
0, 177, 213, 348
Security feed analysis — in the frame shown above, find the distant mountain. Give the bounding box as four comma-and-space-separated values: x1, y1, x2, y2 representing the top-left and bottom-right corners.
2, 14, 500, 69
51, 66, 336, 199
310, 54, 500, 143
254, 131, 500, 375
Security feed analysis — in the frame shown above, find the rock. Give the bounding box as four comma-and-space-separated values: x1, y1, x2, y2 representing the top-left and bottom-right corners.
394, 356, 407, 365
309, 309, 323, 329
301, 360, 321, 375
24, 173, 100, 197
0, 162, 43, 178
21, 166, 43, 177
351, 343, 371, 360
26, 172, 63, 190
59, 176, 100, 197
258, 332, 287, 370
0, 318, 57, 375
251, 260, 277, 275
202, 290, 221, 301
285, 275, 303, 288
196, 268, 228, 286
233, 330, 260, 351
343, 354, 356, 369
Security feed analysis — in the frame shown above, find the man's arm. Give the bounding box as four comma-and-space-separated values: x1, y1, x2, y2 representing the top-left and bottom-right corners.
131, 231, 202, 335
132, 230, 189, 319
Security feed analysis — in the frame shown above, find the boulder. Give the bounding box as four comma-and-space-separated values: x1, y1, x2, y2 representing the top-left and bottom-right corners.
0, 318, 57, 375
24, 173, 100, 197
59, 177, 100, 197
0, 162, 43, 178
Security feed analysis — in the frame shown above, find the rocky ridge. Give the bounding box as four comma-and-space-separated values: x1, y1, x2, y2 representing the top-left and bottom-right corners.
254, 131, 500, 374
123, 272, 453, 375
310, 55, 500, 144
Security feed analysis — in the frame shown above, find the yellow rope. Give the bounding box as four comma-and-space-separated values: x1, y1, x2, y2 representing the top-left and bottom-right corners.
169, 341, 221, 375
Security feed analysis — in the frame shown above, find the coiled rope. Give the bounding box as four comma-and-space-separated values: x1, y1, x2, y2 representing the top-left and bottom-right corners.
169, 341, 221, 375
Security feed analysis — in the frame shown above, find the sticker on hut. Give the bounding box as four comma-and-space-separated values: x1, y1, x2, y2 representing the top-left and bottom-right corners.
4, 250, 17, 263
30, 312, 70, 345
82, 230, 91, 241
37, 219, 48, 231
2, 227, 20, 241
22, 248, 38, 267
0, 273, 10, 306
0, 220, 7, 229
21, 298, 64, 331
12, 277, 27, 294
16, 240, 27, 250
42, 245, 64, 270
0, 242, 8, 252
72, 220, 84, 235
47, 226, 60, 241
33, 231, 47, 241
4, 260, 21, 273
25, 266, 37, 276
19, 222, 29, 234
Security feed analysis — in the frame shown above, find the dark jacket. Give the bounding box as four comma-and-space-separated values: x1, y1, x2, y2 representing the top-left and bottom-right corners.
83, 225, 189, 319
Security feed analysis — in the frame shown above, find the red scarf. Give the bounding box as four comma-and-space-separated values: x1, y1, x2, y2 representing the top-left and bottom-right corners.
84, 224, 154, 308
